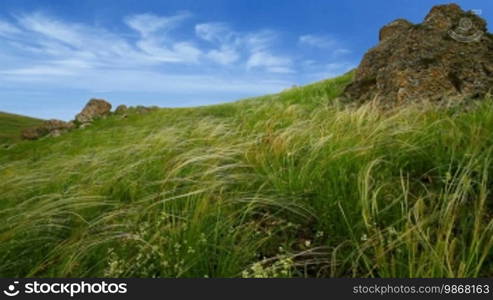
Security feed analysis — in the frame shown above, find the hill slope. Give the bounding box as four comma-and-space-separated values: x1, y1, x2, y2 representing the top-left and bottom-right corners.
0, 112, 43, 145
1, 73, 493, 277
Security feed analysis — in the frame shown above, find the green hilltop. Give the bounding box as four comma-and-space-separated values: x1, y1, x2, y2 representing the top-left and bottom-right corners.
0, 112, 43, 145
1, 72, 493, 277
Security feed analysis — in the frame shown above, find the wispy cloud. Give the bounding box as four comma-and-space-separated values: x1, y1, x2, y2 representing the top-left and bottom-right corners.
195, 24, 292, 72
0, 12, 298, 76
246, 51, 293, 73
298, 34, 351, 58
0, 20, 21, 35
0, 11, 354, 119
124, 12, 190, 37
125, 12, 202, 63
243, 31, 293, 73
205, 47, 239, 65
299, 34, 337, 48
195, 22, 240, 65
0, 11, 299, 114
195, 22, 233, 43
1, 12, 154, 71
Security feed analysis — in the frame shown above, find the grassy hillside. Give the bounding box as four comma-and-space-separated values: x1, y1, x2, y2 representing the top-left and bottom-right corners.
0, 112, 43, 145
1, 72, 493, 277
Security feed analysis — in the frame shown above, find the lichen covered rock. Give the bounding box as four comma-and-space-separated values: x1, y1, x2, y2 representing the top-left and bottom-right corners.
21, 119, 75, 140
75, 98, 112, 124
344, 4, 493, 105
115, 105, 128, 114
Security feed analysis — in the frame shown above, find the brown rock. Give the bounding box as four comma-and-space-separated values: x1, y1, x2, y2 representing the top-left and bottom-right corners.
48, 129, 64, 137
21, 119, 74, 140
75, 98, 112, 124
344, 4, 493, 106
43, 119, 75, 131
21, 127, 41, 140
379, 19, 413, 41
115, 104, 128, 114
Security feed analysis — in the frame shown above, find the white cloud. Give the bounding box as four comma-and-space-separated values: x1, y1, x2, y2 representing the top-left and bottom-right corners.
243, 31, 293, 73
17, 13, 88, 47
299, 34, 337, 48
298, 33, 351, 64
0, 11, 298, 105
195, 23, 233, 43
6, 12, 151, 69
244, 30, 277, 52
125, 12, 190, 37
126, 12, 202, 64
0, 65, 75, 76
206, 47, 239, 65
0, 12, 293, 75
195, 23, 240, 64
136, 39, 202, 63
246, 51, 293, 73
0, 11, 361, 120
299, 34, 351, 55
0, 67, 290, 95
0, 12, 204, 69
0, 20, 21, 35
0, 10, 358, 107
195, 24, 289, 72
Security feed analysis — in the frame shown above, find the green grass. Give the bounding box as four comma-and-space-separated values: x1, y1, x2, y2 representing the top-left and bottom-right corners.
0, 112, 44, 145
1, 72, 492, 277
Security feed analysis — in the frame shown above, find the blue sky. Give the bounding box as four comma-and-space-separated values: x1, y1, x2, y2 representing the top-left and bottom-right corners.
0, 0, 491, 120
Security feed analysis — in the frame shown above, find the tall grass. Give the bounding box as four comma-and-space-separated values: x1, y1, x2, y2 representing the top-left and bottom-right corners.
0, 73, 492, 277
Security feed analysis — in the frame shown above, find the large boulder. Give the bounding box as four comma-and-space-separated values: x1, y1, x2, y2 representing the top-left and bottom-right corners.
75, 98, 112, 124
21, 119, 75, 140
344, 4, 493, 105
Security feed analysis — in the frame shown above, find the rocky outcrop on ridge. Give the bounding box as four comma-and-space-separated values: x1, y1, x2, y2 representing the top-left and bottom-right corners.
75, 98, 112, 124
343, 4, 493, 105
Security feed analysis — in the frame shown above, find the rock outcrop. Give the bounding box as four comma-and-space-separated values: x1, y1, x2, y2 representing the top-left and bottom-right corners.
20, 98, 164, 140
75, 98, 112, 124
21, 98, 111, 140
19, 97, 166, 140
344, 4, 493, 105
21, 119, 75, 140
115, 105, 128, 114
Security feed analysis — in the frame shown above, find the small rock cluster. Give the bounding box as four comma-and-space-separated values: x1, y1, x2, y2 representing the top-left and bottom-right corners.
22, 98, 111, 140
21, 119, 76, 140
21, 98, 155, 140
343, 3, 493, 105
